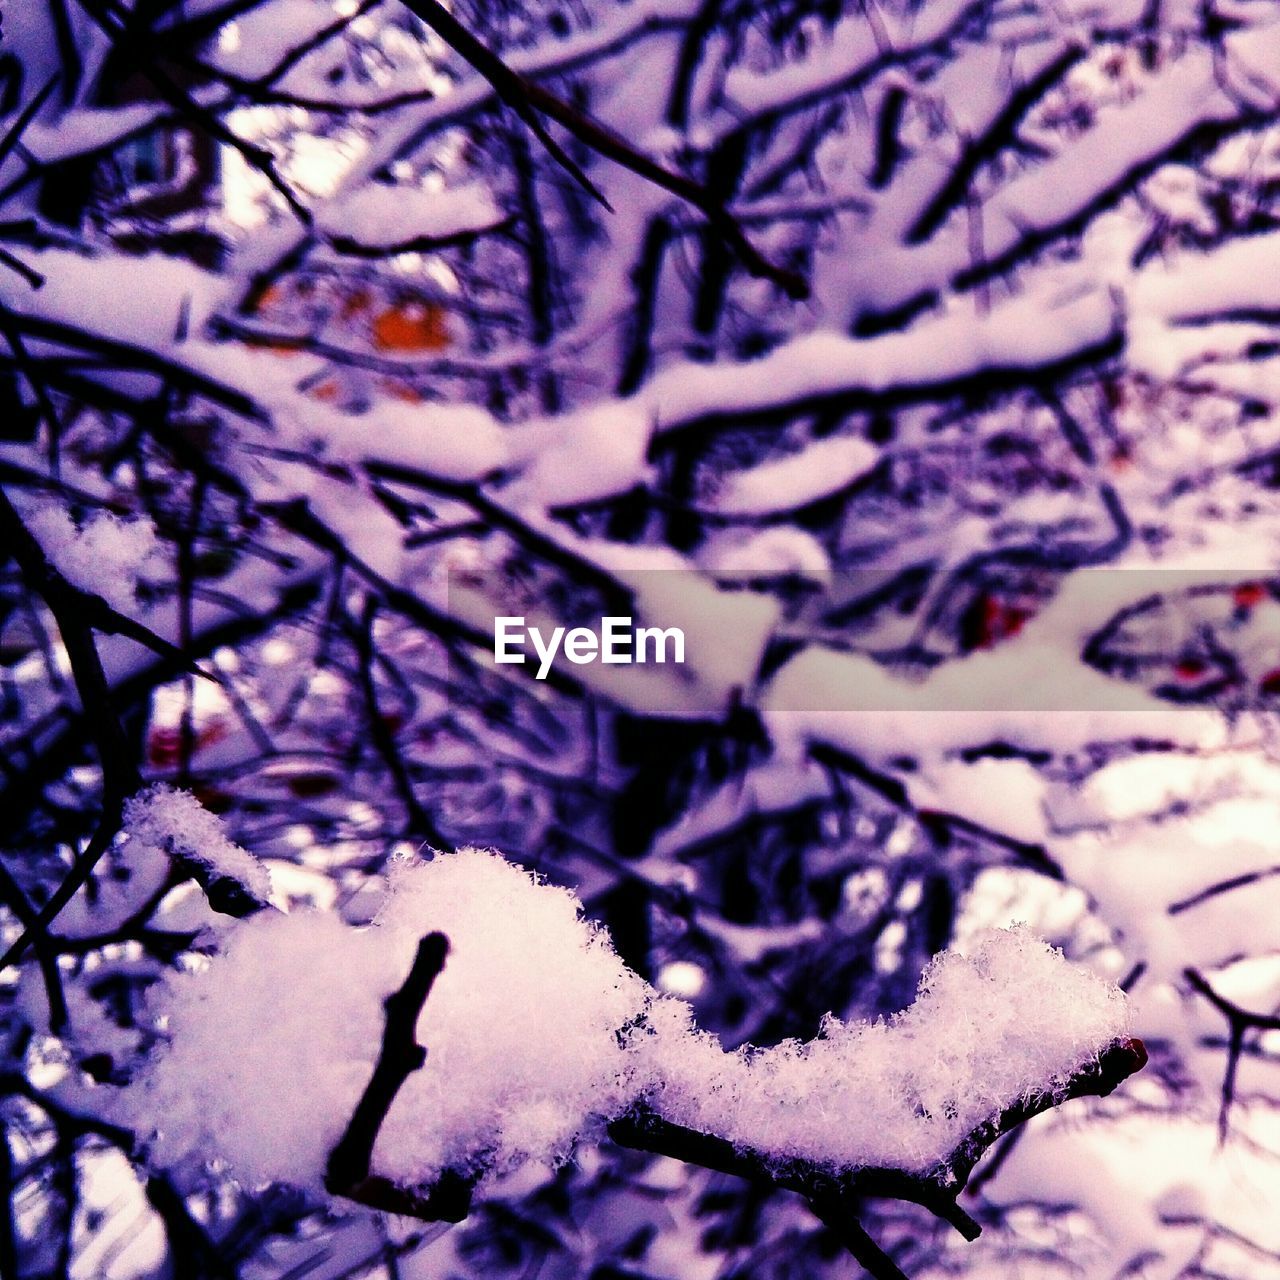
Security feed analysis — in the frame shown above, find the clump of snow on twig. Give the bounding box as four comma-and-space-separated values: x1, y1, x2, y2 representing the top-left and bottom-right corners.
25, 505, 163, 612
123, 785, 271, 903
635, 926, 1129, 1174
315, 181, 503, 249
130, 849, 648, 1189
124, 850, 1127, 1193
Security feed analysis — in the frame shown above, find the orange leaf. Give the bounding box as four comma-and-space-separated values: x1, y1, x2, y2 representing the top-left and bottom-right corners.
372, 301, 450, 353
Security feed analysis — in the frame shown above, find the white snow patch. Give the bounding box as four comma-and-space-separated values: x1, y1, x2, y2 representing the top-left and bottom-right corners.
636, 925, 1128, 1174
25, 506, 163, 612
317, 181, 504, 249
131, 849, 647, 1188
124, 785, 272, 902
128, 852, 1128, 1191
700, 527, 832, 580
709, 435, 878, 516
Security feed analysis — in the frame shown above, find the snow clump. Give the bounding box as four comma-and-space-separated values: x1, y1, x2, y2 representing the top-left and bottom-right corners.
637, 926, 1129, 1174
130, 849, 648, 1189
123, 785, 272, 903
25, 505, 163, 612
126, 850, 1128, 1192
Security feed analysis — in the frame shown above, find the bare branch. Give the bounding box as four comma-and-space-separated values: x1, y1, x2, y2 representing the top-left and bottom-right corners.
325, 931, 477, 1222
394, 0, 810, 300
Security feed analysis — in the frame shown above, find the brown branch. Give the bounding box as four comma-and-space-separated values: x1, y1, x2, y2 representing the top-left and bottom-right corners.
325, 932, 476, 1222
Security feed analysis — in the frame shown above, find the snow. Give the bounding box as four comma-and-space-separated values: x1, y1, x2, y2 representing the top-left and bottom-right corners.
130, 849, 649, 1188
211, 0, 345, 80
644, 288, 1118, 435
976, 1107, 1280, 1280
21, 106, 169, 165
638, 925, 1128, 1175
315, 181, 504, 250
708, 434, 878, 516
24, 505, 163, 613
127, 851, 1127, 1191
12, 1, 1280, 1267
276, 394, 514, 482
723, 0, 976, 126
505, 401, 654, 507
764, 565, 1235, 762
123, 785, 272, 903
700, 527, 832, 579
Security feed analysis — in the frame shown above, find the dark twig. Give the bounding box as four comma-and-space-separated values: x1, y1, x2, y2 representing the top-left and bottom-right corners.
0, 75, 60, 175
74, 0, 312, 224
394, 0, 809, 299
0, 855, 68, 1028
809, 1197, 912, 1280
0, 245, 45, 290
1170, 867, 1280, 915
145, 1175, 240, 1280
0, 486, 143, 981
0, 1116, 17, 1280
0, 305, 266, 422
325, 217, 511, 259
1185, 968, 1280, 1142
326, 932, 475, 1222
352, 600, 448, 847
0, 488, 254, 979
609, 1038, 1146, 1280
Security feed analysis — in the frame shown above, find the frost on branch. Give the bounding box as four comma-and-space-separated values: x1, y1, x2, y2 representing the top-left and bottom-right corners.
125, 850, 1128, 1198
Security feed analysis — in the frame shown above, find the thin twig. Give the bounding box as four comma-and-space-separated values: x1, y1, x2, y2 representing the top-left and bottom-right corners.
1185, 968, 1280, 1142
326, 932, 475, 1222
0, 488, 256, 978
352, 600, 448, 847
0, 486, 143, 978
394, 0, 809, 299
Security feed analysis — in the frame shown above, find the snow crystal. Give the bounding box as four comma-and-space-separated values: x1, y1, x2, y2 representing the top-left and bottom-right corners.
635, 926, 1128, 1174
126, 853, 1127, 1193
25, 506, 162, 612
123, 786, 272, 903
